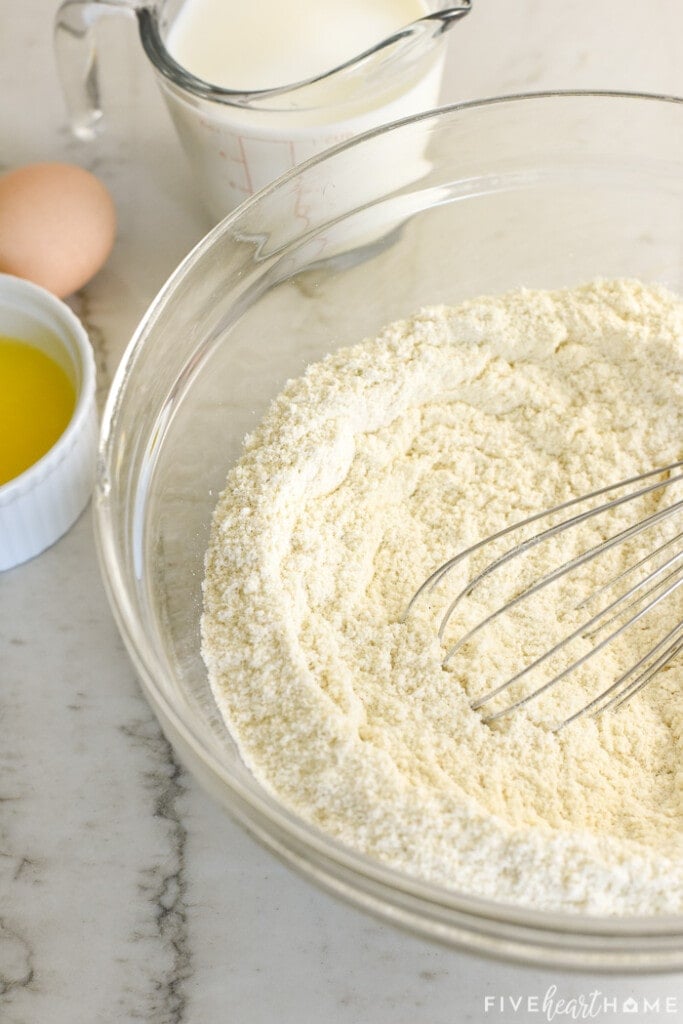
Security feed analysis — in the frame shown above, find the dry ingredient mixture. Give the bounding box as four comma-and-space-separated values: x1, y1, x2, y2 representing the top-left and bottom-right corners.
202, 279, 683, 914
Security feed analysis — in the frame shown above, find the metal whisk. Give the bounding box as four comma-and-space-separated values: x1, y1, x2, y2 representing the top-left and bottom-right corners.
405, 461, 683, 730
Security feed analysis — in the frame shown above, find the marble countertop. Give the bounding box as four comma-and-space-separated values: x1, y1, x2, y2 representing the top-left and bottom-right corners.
2, 2, 682, 1021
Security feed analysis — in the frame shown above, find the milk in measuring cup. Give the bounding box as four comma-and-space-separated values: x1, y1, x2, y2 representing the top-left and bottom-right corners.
162, 0, 445, 219
166, 0, 430, 93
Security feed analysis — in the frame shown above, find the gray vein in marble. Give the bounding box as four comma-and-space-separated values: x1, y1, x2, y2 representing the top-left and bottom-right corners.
0, 755, 36, 1014
10, 857, 34, 884
121, 718, 191, 1024
0, 920, 34, 998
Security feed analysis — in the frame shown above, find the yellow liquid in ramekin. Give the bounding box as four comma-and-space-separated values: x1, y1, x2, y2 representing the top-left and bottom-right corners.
0, 336, 76, 486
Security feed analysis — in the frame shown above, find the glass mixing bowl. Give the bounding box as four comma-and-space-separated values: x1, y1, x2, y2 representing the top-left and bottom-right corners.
96, 92, 683, 970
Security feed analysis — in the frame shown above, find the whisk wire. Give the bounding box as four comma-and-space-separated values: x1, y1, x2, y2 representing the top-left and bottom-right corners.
575, 528, 683, 611
404, 460, 683, 621
587, 550, 683, 640
406, 460, 683, 728
561, 622, 683, 728
470, 551, 683, 712
440, 489, 683, 652
479, 568, 683, 727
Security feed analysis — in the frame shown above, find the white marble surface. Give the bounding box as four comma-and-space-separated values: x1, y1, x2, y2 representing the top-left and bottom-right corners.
1, 2, 683, 1022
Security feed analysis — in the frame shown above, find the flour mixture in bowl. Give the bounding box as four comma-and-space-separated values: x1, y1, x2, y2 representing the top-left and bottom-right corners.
202, 279, 683, 915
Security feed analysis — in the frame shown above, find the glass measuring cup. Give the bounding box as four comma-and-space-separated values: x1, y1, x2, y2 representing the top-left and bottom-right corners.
54, 0, 472, 220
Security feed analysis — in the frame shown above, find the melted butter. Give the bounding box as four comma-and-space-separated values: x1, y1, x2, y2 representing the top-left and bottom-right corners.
0, 336, 76, 486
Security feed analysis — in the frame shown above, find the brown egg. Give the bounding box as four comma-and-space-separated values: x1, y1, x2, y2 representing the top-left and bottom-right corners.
0, 162, 116, 298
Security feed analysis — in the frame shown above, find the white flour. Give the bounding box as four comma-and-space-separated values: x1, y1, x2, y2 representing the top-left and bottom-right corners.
202, 279, 683, 914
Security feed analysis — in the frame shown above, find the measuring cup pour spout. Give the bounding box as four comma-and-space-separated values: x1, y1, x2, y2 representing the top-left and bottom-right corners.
54, 0, 472, 217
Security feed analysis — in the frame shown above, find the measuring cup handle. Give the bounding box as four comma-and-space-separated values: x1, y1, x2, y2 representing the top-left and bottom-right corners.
54, 0, 141, 139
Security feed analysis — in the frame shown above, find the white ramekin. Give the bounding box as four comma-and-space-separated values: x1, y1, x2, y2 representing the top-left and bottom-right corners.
0, 273, 97, 571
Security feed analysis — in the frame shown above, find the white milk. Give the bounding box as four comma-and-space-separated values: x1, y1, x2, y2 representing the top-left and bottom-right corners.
160, 0, 445, 219
166, 0, 429, 93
